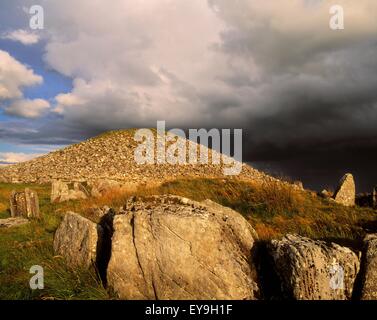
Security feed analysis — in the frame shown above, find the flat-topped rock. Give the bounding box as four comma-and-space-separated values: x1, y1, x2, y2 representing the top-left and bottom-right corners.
0, 217, 29, 228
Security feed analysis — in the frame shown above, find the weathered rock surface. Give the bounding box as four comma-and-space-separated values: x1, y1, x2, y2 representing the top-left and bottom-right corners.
360, 234, 377, 300
107, 195, 260, 300
9, 188, 40, 218
0, 217, 29, 228
269, 234, 360, 300
53, 212, 102, 269
333, 173, 355, 207
51, 180, 90, 203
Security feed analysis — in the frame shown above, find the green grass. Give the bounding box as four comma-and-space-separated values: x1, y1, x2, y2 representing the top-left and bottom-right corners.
0, 178, 376, 299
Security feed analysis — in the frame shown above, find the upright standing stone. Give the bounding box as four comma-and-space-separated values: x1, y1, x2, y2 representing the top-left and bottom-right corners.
372, 186, 377, 208
360, 234, 377, 300
51, 180, 70, 203
333, 173, 355, 207
24, 188, 40, 218
53, 212, 103, 269
9, 188, 40, 218
9, 190, 17, 217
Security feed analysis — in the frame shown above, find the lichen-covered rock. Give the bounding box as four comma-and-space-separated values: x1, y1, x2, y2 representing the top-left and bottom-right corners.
107, 195, 259, 300
53, 212, 102, 268
269, 234, 360, 300
360, 234, 377, 300
333, 173, 355, 207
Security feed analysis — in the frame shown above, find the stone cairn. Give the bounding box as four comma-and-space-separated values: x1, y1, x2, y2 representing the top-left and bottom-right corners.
9, 188, 40, 219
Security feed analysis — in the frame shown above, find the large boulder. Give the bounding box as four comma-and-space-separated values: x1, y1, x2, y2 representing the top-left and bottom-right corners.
53, 212, 102, 269
333, 173, 355, 206
360, 234, 377, 300
9, 188, 40, 219
107, 195, 260, 300
269, 234, 360, 300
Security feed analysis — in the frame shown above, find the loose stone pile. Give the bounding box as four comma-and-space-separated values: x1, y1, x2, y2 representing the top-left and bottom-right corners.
0, 130, 276, 186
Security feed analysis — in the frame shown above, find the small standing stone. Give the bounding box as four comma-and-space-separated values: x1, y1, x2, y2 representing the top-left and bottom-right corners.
53, 212, 103, 269
333, 173, 355, 207
9, 188, 40, 219
372, 186, 377, 208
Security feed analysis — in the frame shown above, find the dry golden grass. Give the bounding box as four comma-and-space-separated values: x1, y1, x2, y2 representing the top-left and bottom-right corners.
58, 177, 377, 243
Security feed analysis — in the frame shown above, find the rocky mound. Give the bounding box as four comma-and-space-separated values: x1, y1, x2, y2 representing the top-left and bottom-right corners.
0, 129, 273, 185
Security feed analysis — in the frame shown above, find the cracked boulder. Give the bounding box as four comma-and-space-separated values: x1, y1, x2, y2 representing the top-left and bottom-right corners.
360, 234, 377, 300
53, 212, 103, 269
268, 234, 360, 300
107, 195, 260, 300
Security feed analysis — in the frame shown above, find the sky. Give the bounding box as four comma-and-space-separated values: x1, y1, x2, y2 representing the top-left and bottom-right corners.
1, 0, 377, 191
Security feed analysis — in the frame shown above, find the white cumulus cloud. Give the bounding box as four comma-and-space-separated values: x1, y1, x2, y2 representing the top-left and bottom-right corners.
2, 29, 40, 45
0, 152, 41, 164
5, 98, 50, 119
0, 49, 43, 100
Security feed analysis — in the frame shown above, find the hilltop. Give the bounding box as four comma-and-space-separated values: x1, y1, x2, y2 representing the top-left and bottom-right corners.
0, 129, 274, 185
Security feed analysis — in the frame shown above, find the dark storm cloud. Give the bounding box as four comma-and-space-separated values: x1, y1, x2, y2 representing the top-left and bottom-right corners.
2, 1, 377, 191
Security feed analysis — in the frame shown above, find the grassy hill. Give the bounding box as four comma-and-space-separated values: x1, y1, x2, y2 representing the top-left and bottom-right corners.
0, 177, 376, 299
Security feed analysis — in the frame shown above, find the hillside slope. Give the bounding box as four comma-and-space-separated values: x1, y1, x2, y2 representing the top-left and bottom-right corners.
0, 129, 274, 185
